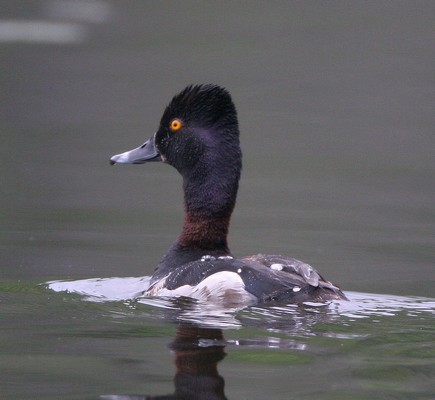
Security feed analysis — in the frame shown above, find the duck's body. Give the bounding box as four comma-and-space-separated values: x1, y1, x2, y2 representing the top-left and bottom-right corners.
111, 84, 347, 305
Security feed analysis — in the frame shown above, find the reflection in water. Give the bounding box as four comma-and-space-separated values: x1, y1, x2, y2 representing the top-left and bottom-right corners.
171, 325, 226, 400
101, 324, 228, 400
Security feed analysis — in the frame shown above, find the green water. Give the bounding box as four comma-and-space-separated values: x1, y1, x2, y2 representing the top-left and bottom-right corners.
1, 280, 434, 399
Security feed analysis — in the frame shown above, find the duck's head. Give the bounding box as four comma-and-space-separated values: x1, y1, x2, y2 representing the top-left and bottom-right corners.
110, 84, 241, 181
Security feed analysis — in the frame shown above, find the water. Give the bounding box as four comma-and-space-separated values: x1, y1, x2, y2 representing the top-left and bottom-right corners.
2, 279, 434, 399
1, 1, 434, 399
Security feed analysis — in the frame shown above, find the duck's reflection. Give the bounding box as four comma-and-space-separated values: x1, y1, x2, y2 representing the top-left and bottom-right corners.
100, 299, 341, 400
170, 325, 227, 400
101, 324, 228, 400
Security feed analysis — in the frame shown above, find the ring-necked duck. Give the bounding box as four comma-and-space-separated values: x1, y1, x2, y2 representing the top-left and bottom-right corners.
111, 84, 347, 305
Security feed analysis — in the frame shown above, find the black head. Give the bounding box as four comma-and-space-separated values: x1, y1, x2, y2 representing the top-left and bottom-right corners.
111, 84, 241, 178
154, 84, 240, 175
159, 84, 238, 134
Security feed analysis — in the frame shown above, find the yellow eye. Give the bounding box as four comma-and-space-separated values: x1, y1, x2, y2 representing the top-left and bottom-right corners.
170, 118, 183, 132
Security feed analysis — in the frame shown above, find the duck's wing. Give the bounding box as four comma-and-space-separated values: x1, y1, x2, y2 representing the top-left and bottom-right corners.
241, 254, 342, 291
145, 254, 347, 303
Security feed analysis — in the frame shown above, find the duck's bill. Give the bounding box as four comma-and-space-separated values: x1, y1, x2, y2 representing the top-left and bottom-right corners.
110, 134, 161, 165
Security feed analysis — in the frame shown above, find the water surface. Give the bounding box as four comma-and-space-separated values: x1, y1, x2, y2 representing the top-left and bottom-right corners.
1, 278, 434, 399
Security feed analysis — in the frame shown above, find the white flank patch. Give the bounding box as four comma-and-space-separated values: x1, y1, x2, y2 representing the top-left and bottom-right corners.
145, 271, 256, 305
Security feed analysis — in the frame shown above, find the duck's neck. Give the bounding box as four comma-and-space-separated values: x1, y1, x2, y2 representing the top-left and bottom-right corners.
177, 160, 239, 253
178, 212, 231, 252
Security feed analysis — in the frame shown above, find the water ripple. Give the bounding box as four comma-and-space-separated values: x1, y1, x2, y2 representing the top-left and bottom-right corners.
47, 276, 435, 333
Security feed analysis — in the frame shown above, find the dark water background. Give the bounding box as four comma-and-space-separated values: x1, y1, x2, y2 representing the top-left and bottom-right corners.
1, 1, 434, 399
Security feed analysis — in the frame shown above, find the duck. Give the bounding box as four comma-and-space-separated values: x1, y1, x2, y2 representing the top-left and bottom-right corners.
110, 84, 347, 305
